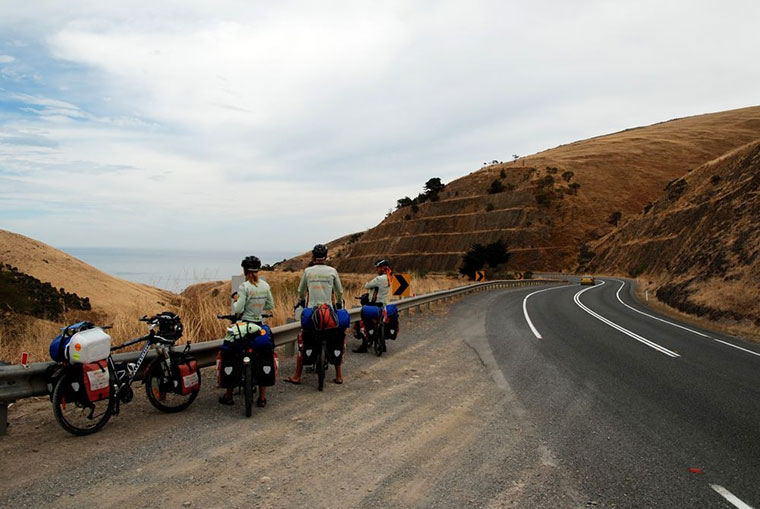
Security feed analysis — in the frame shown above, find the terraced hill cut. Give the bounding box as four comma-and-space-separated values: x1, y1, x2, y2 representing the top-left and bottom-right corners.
330, 106, 760, 274
589, 140, 760, 333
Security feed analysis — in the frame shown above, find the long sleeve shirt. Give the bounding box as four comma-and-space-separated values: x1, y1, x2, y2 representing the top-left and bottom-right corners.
298, 264, 343, 307
233, 279, 274, 322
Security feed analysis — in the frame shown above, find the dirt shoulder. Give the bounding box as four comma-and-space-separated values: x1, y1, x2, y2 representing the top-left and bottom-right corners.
1, 292, 587, 508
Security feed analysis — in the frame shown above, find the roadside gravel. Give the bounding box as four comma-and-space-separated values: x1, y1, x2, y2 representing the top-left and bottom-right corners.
0, 290, 587, 508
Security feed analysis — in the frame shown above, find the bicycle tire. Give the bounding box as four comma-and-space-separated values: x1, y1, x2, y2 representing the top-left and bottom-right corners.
144, 357, 200, 413
244, 361, 253, 417
317, 339, 325, 391
52, 367, 113, 436
374, 325, 384, 357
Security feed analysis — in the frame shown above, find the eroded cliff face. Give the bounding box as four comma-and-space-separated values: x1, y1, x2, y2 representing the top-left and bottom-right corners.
589, 141, 760, 327
331, 106, 760, 274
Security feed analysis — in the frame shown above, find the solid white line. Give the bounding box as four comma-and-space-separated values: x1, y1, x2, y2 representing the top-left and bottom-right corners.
711, 484, 755, 509
612, 279, 710, 337
522, 285, 570, 339
614, 279, 760, 358
573, 282, 680, 358
710, 338, 760, 358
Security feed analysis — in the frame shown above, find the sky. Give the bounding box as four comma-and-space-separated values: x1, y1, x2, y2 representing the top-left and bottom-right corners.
1, 0, 759, 252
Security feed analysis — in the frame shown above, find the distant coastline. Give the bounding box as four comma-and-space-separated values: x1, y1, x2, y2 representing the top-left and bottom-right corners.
59, 247, 298, 293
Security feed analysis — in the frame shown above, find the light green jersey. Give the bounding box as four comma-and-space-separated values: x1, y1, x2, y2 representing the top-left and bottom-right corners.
365, 274, 391, 305
233, 279, 274, 322
298, 264, 344, 307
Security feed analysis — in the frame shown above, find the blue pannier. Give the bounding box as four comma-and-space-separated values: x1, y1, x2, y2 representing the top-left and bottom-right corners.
360, 305, 383, 323
300, 307, 313, 329
337, 309, 350, 330
385, 304, 398, 318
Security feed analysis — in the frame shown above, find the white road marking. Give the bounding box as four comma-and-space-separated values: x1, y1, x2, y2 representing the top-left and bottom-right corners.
573, 281, 680, 358
522, 285, 570, 339
614, 279, 760, 359
711, 484, 756, 509
612, 279, 710, 337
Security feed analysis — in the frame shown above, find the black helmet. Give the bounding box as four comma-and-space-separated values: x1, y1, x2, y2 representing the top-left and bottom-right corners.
374, 258, 390, 268
241, 255, 261, 271
312, 244, 328, 259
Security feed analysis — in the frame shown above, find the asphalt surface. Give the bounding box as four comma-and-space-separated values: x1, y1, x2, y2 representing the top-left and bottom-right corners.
493, 277, 760, 508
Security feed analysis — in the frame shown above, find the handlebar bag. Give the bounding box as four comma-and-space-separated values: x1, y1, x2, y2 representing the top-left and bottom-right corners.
300, 329, 320, 365
327, 328, 345, 366
254, 350, 278, 387
83, 360, 110, 402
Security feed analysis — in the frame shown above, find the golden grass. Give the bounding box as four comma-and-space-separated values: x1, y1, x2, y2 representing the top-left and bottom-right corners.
0, 271, 464, 364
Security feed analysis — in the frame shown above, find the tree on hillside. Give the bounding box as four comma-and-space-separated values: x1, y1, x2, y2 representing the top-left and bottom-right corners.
424, 178, 445, 201
459, 240, 511, 279
608, 211, 622, 226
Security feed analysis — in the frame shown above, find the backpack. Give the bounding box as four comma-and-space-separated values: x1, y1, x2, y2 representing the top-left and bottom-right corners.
311, 304, 338, 330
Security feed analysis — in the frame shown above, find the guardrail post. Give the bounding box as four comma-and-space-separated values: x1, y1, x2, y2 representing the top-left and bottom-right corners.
1, 402, 8, 436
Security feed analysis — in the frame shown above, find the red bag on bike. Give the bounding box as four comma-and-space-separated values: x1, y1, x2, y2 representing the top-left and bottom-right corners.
311, 304, 338, 330
82, 360, 110, 402
175, 356, 200, 395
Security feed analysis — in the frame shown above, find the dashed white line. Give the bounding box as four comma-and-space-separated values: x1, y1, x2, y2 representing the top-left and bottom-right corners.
573, 281, 680, 358
711, 484, 756, 509
522, 285, 570, 339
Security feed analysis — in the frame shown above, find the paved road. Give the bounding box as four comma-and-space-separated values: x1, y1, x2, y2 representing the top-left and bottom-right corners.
494, 277, 760, 508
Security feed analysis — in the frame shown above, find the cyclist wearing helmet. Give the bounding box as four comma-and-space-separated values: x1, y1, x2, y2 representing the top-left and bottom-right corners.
219, 255, 274, 407
285, 244, 345, 384
353, 258, 393, 353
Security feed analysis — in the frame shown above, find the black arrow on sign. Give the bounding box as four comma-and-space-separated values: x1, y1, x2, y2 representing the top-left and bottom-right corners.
393, 274, 409, 295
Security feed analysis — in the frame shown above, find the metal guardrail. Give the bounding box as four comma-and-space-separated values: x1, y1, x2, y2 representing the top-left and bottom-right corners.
0, 278, 563, 434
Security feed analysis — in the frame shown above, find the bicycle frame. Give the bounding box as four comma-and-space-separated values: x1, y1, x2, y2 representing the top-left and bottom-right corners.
107, 333, 172, 413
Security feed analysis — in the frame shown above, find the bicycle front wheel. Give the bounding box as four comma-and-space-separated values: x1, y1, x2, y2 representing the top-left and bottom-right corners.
144, 357, 200, 413
243, 361, 254, 418
52, 367, 113, 436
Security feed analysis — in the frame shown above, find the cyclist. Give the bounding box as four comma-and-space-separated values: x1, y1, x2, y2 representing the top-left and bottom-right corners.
219, 255, 274, 407
285, 244, 345, 384
353, 258, 393, 353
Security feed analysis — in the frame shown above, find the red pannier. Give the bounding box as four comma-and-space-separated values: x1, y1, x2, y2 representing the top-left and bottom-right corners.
175, 356, 200, 395
82, 360, 110, 402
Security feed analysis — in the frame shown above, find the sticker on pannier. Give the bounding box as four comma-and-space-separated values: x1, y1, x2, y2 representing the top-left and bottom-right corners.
255, 350, 278, 387
217, 350, 240, 389
175, 357, 199, 395
83, 360, 110, 402
327, 329, 345, 366
301, 330, 319, 365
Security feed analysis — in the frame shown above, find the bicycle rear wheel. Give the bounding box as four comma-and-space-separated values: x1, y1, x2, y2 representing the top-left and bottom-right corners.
317, 340, 325, 391
52, 367, 113, 436
374, 326, 385, 357
243, 361, 254, 417
144, 357, 200, 413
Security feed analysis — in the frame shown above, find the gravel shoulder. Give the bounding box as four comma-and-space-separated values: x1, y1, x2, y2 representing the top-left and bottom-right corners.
1, 291, 587, 508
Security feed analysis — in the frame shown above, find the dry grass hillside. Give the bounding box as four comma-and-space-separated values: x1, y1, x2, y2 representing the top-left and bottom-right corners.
332, 106, 760, 274
589, 140, 760, 339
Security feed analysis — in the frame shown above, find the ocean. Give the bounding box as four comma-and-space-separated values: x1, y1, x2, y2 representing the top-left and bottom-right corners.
59, 247, 299, 293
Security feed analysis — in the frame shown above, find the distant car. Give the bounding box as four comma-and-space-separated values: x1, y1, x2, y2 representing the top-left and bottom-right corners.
580, 275, 595, 285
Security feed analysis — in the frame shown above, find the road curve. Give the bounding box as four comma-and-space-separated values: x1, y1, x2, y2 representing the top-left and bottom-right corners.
501, 277, 760, 508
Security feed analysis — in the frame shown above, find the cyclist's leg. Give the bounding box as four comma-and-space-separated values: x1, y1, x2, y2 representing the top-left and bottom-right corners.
334, 334, 345, 384
285, 333, 304, 383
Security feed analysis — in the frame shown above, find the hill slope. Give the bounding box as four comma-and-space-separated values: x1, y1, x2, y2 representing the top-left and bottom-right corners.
332, 106, 760, 274
0, 229, 173, 317
588, 140, 760, 331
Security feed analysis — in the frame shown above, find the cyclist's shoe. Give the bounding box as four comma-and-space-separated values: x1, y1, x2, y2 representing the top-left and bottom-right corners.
218, 395, 234, 406
352, 345, 368, 353
256, 398, 267, 408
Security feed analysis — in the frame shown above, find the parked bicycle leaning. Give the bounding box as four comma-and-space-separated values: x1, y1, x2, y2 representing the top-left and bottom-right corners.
46, 312, 200, 436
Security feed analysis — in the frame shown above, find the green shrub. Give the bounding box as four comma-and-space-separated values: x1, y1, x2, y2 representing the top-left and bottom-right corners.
488, 180, 505, 194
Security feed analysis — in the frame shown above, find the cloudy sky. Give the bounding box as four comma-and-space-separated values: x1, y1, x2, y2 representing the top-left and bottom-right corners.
1, 1, 759, 253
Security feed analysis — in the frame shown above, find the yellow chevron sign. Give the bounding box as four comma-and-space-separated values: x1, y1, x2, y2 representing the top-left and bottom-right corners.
391, 273, 411, 297
475, 271, 486, 281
